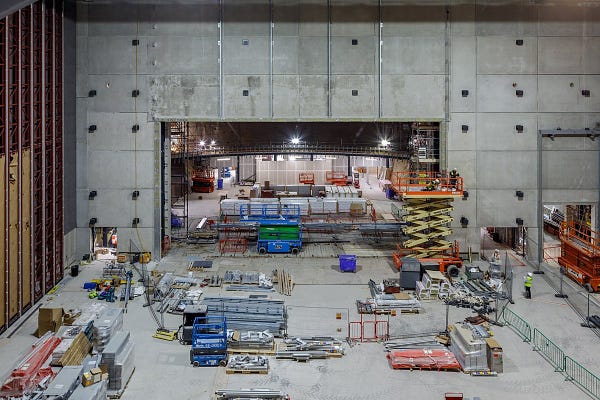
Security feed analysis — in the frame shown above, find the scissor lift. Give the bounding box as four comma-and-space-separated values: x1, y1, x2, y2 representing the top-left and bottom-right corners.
390, 171, 464, 258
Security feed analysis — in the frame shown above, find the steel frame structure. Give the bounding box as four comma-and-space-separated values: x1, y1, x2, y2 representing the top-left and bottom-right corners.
0, 0, 63, 333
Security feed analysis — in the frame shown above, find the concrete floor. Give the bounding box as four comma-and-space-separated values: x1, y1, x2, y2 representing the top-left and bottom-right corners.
2, 182, 600, 400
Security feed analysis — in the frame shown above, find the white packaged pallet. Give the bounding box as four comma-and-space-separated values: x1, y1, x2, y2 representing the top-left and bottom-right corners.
93, 308, 124, 353
323, 199, 338, 213
308, 198, 325, 214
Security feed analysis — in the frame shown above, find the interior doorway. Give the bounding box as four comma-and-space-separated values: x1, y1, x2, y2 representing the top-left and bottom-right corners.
480, 226, 527, 261
93, 227, 118, 261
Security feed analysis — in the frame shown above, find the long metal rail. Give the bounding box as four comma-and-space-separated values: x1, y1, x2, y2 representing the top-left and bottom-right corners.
172, 144, 409, 159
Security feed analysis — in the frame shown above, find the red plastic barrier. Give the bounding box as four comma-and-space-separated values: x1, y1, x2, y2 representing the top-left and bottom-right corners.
387, 349, 461, 371
0, 334, 61, 397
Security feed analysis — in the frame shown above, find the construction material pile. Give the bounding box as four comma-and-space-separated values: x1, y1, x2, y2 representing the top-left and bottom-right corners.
69, 379, 107, 400
228, 330, 275, 351
276, 336, 344, 361
448, 322, 489, 373
416, 270, 451, 300
51, 330, 93, 367
42, 365, 84, 399
387, 349, 460, 371
41, 365, 83, 399
226, 355, 269, 373
0, 332, 61, 398
362, 280, 422, 313
202, 297, 286, 336
215, 388, 290, 400
92, 308, 124, 352
101, 331, 135, 393
445, 282, 497, 314
224, 270, 274, 293
384, 333, 447, 351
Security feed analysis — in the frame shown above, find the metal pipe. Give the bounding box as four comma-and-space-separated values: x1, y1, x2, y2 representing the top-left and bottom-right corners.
17, 9, 22, 315
51, 2, 57, 286
218, 0, 223, 119
378, 0, 382, 118
29, 3, 34, 307
269, 0, 273, 118
4, 15, 10, 327
327, 0, 331, 117
537, 130, 543, 271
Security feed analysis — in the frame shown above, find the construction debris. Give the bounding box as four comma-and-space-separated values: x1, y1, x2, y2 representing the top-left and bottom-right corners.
226, 355, 269, 374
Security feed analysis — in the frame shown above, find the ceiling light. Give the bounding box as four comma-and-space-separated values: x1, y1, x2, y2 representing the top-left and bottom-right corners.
291, 137, 300, 145
216, 158, 230, 161
199, 140, 205, 146
381, 139, 390, 147
210, 140, 216, 145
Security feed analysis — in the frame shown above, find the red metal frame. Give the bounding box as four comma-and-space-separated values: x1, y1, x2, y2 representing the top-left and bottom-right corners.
32, 1, 43, 302
0, 0, 63, 333
349, 313, 389, 342
558, 221, 600, 292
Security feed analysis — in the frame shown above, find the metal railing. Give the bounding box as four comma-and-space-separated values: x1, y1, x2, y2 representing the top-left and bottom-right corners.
500, 307, 532, 342
565, 356, 600, 399
532, 328, 565, 372
502, 307, 600, 399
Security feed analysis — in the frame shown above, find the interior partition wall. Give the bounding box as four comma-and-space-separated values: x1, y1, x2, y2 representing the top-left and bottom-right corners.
0, 0, 63, 333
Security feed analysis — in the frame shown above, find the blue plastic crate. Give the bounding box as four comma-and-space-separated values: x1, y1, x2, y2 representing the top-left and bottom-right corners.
340, 254, 357, 272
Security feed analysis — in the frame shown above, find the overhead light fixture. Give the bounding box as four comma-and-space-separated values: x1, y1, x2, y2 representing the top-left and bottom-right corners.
291, 137, 300, 145
381, 139, 390, 147
199, 140, 205, 146
210, 140, 216, 146
216, 158, 231, 161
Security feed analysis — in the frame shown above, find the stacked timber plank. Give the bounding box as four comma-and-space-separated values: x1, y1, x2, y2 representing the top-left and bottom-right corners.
51, 332, 92, 367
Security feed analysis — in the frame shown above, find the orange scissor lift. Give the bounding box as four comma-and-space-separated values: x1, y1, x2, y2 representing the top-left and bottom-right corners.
390, 171, 464, 273
326, 171, 348, 186
558, 221, 600, 292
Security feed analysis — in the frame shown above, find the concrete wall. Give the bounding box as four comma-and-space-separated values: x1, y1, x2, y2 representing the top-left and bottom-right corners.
75, 0, 600, 260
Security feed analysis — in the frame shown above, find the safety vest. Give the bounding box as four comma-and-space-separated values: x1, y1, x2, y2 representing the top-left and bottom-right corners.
525, 275, 532, 288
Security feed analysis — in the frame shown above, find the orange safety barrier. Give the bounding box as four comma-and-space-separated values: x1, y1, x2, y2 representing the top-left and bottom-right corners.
349, 313, 389, 342
387, 349, 461, 371
390, 171, 464, 197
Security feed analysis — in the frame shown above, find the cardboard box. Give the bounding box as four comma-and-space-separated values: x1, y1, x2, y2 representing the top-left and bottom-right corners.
37, 307, 64, 337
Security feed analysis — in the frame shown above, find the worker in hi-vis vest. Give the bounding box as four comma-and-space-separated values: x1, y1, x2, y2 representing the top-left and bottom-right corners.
524, 272, 533, 299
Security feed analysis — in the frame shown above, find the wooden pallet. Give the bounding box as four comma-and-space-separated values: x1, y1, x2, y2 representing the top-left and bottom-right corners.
226, 368, 269, 375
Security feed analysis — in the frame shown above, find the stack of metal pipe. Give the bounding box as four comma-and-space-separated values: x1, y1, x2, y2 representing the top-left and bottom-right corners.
202, 297, 286, 336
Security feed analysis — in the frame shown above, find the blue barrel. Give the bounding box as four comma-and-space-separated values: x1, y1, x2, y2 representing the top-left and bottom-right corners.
217, 178, 224, 190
